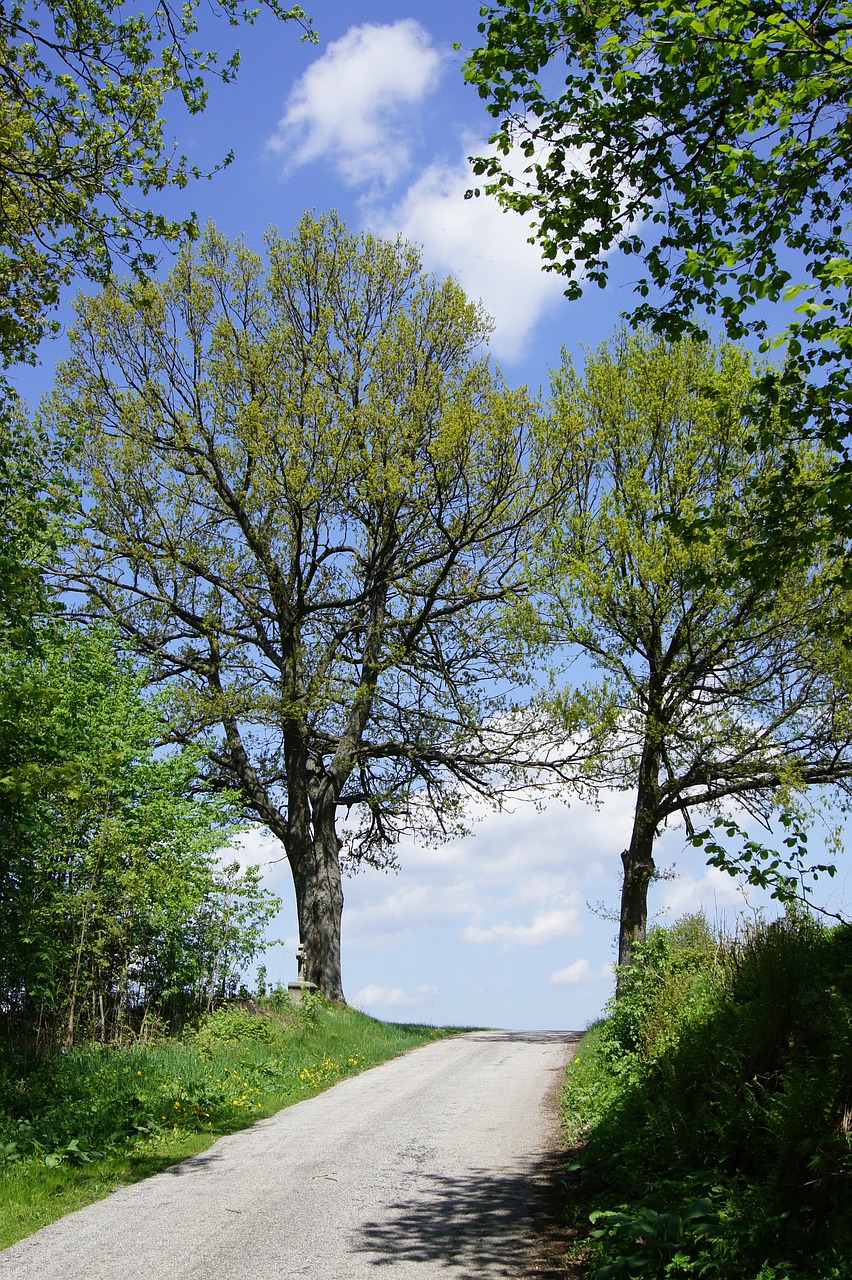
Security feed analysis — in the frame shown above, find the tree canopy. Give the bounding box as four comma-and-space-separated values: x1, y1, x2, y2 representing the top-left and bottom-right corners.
0, 397, 77, 647
48, 213, 568, 1001
0, 0, 312, 368
533, 331, 852, 969
464, 0, 852, 568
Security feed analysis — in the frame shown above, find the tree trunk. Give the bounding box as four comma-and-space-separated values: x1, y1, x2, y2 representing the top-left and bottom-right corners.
218, 713, 348, 1002
616, 702, 663, 985
617, 810, 657, 979
285, 769, 346, 1003
290, 829, 345, 1003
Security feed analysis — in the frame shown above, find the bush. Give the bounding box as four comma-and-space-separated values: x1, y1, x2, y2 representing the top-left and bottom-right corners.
600, 912, 720, 1063
193, 1007, 278, 1054
563, 912, 852, 1279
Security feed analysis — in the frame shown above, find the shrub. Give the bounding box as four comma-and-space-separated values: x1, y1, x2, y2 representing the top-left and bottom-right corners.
194, 1007, 277, 1054
600, 912, 720, 1063
564, 912, 852, 1279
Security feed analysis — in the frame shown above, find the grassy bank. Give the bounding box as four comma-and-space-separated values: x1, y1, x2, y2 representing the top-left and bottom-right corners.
0, 996, 462, 1250
561, 913, 852, 1280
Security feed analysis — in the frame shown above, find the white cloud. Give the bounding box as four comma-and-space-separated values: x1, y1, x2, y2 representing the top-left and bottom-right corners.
356, 983, 438, 1009
463, 899, 583, 951
339, 792, 639, 961
374, 146, 568, 360
549, 958, 613, 986
401, 791, 635, 878
343, 878, 480, 950
268, 21, 443, 187
266, 22, 610, 360
656, 865, 747, 920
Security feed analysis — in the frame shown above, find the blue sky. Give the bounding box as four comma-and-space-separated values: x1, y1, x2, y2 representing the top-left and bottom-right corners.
16, 1, 852, 1030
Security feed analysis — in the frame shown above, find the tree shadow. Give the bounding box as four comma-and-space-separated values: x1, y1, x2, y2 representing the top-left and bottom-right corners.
464, 1031, 583, 1045
353, 1152, 574, 1277
163, 1149, 227, 1175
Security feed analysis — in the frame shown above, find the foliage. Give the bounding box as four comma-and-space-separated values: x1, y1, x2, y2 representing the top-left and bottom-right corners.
532, 328, 852, 967
0, 1004, 460, 1249
599, 914, 719, 1064
562, 912, 852, 1278
0, 0, 312, 367
0, 396, 78, 647
47, 211, 569, 1000
193, 1005, 277, 1051
465, 0, 852, 588
465, 0, 852, 433
692, 807, 846, 919
0, 625, 278, 1046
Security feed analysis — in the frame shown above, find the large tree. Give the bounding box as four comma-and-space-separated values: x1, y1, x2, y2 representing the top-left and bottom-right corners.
0, 0, 312, 369
464, 0, 852, 574
534, 331, 852, 971
47, 214, 567, 1001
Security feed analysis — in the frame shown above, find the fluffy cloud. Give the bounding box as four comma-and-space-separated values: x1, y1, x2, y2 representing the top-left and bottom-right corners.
400, 790, 635, 878
374, 146, 568, 359
343, 879, 480, 950
462, 899, 583, 951
656, 865, 748, 920
268, 20, 442, 186
355, 983, 438, 1010
267, 20, 570, 356
549, 958, 613, 985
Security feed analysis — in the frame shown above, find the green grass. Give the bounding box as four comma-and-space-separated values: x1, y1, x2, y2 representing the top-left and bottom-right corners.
560, 913, 852, 1280
0, 997, 466, 1250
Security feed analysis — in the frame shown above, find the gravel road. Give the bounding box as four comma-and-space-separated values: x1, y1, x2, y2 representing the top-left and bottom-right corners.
0, 1029, 578, 1280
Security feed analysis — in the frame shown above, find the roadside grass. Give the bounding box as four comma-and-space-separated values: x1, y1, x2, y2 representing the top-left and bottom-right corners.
561, 912, 852, 1280
0, 997, 467, 1250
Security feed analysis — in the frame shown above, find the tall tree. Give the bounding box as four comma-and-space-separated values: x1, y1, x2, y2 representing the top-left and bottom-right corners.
534, 331, 852, 971
464, 0, 852, 576
47, 214, 567, 1001
0, 0, 312, 369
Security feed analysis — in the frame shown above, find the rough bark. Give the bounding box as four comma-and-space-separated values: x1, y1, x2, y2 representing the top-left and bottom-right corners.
617, 662, 664, 984
290, 799, 346, 1002
212, 712, 347, 1002
617, 814, 657, 979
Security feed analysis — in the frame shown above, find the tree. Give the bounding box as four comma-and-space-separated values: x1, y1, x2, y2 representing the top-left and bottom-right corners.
0, 395, 77, 647
47, 213, 567, 1002
0, 0, 312, 369
464, 0, 852, 572
534, 331, 852, 971
0, 626, 275, 1046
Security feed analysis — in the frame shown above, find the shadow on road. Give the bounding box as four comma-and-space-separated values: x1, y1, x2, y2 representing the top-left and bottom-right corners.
464, 1031, 583, 1046
354, 1152, 573, 1278
164, 1149, 227, 1176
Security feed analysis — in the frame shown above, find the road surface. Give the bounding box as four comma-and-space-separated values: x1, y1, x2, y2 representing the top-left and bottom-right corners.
0, 1029, 578, 1279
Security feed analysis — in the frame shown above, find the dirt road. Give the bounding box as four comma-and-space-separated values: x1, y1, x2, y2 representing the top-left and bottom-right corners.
0, 1029, 577, 1279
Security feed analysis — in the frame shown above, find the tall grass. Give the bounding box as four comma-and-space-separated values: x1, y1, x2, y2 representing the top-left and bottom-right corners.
562, 912, 852, 1279
0, 995, 462, 1250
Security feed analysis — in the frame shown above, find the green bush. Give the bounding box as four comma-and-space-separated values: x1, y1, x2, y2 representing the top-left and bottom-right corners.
599, 912, 720, 1064
563, 912, 852, 1280
194, 1007, 278, 1053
